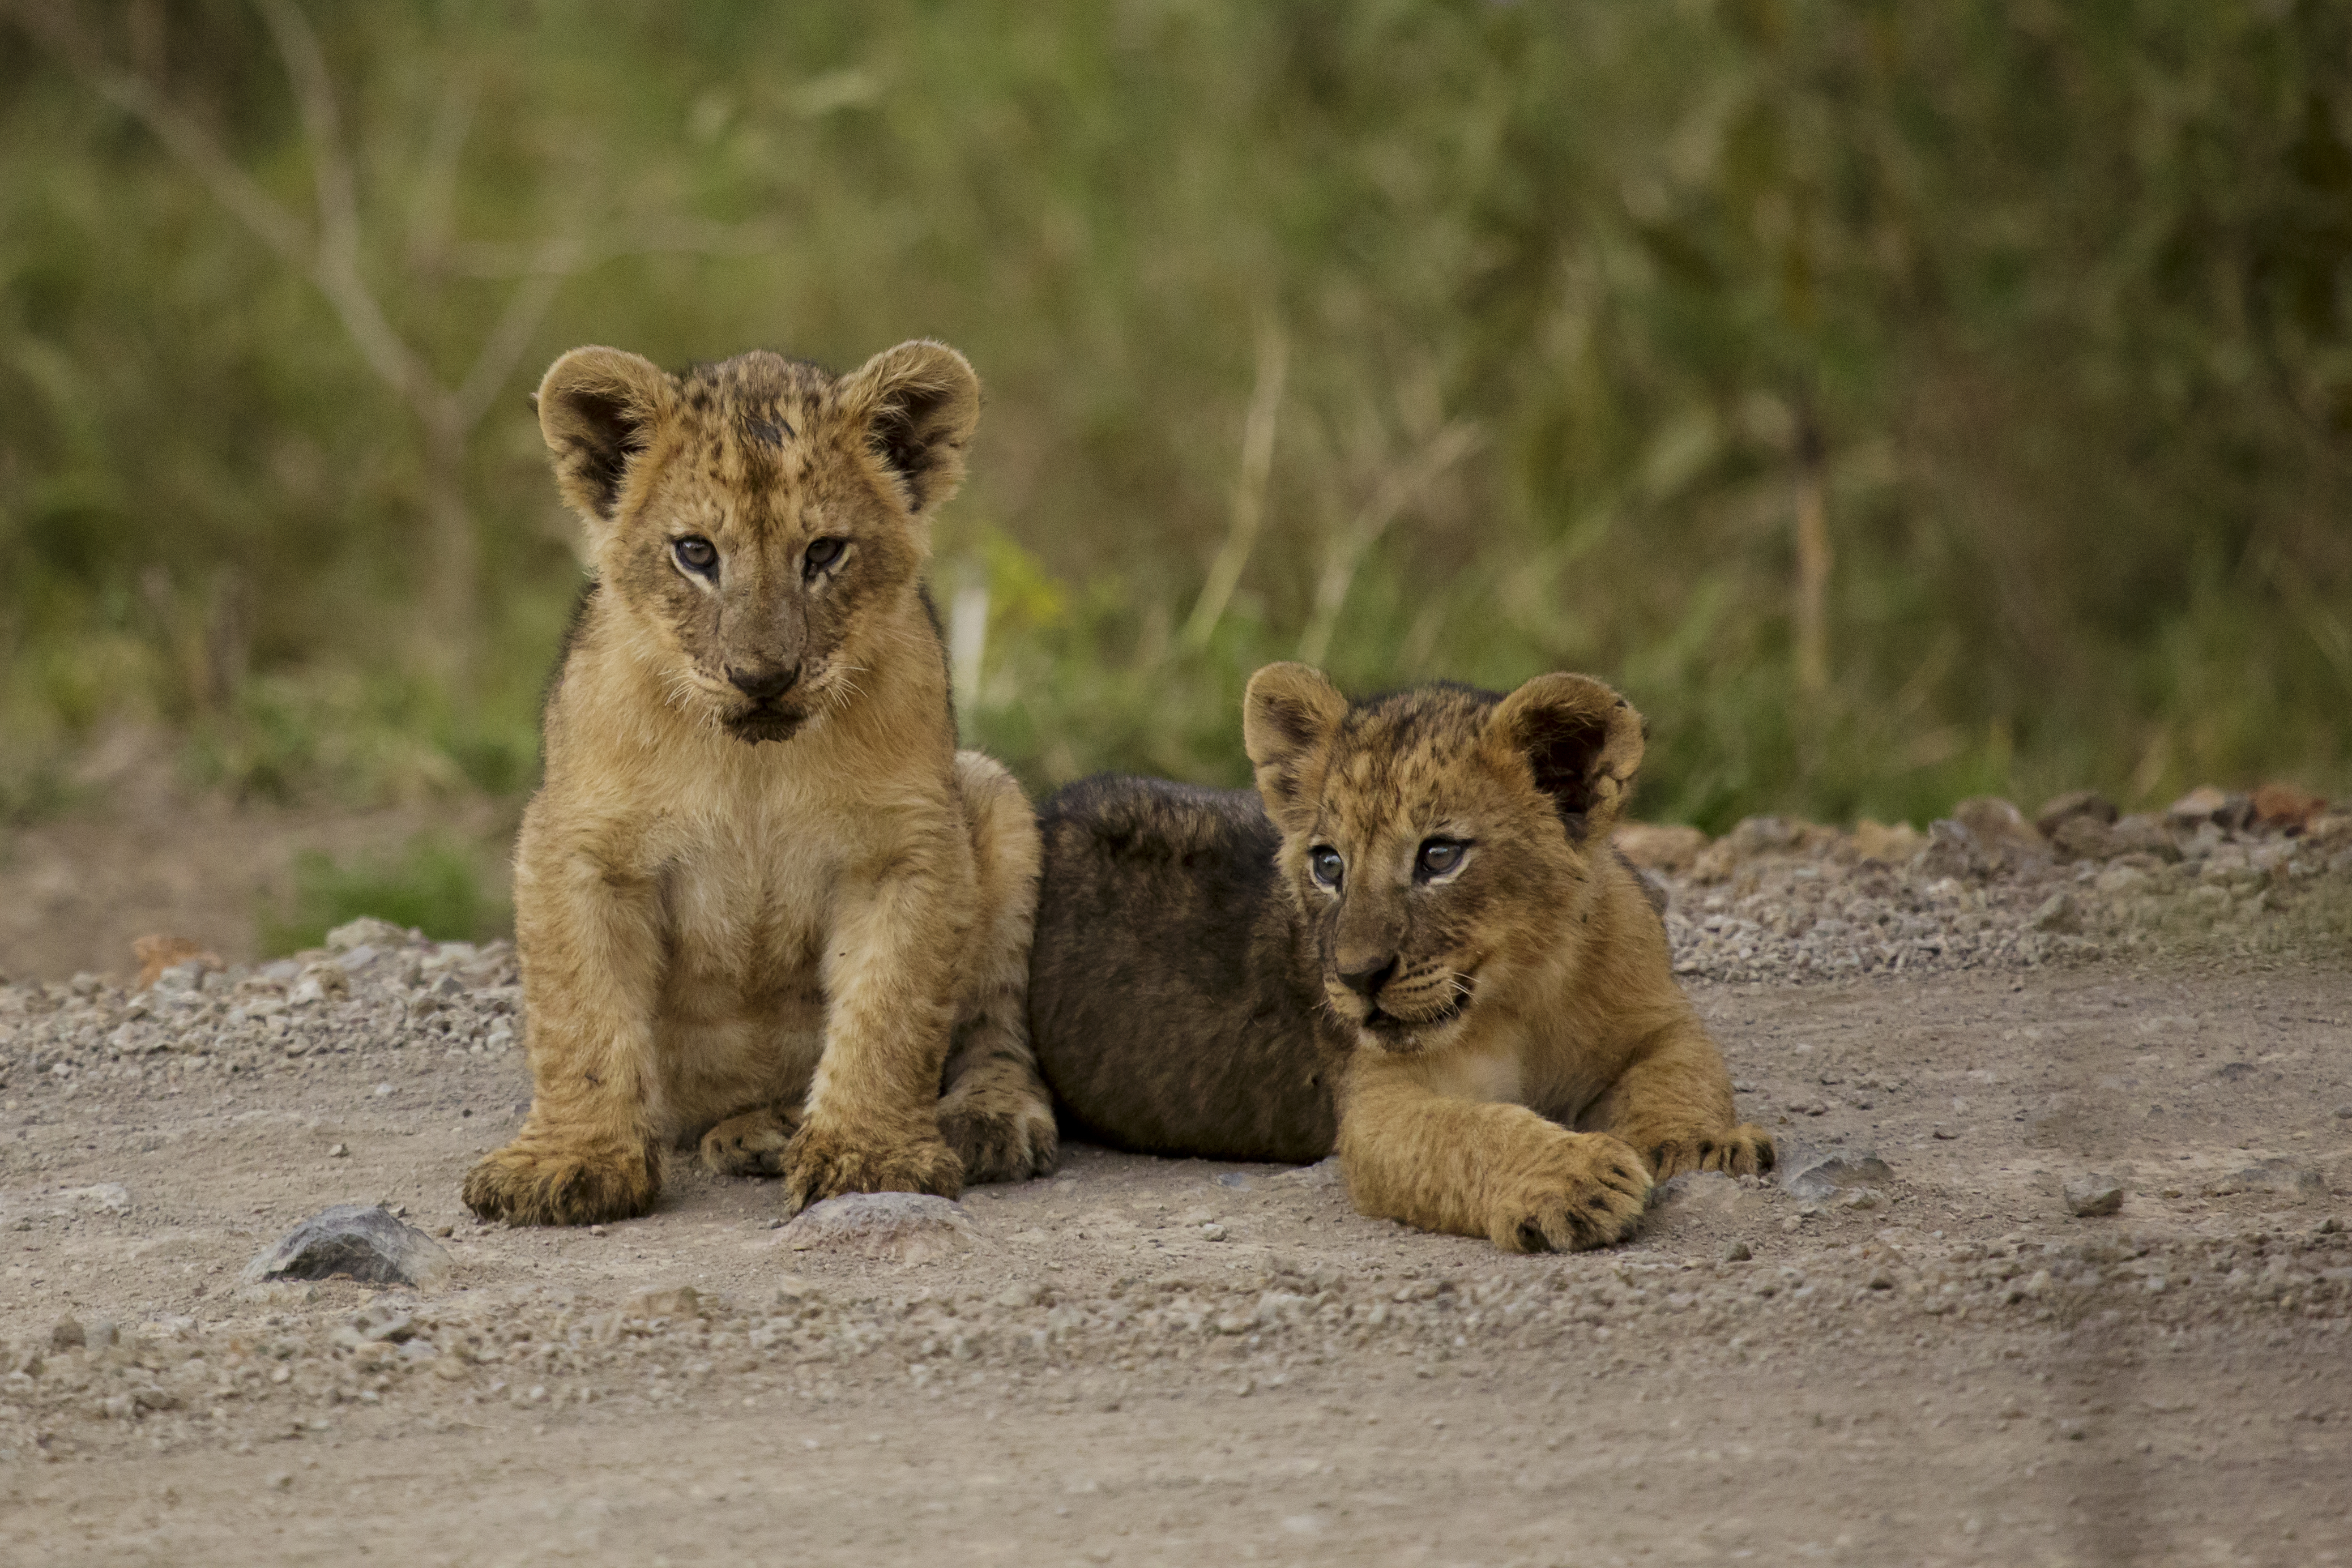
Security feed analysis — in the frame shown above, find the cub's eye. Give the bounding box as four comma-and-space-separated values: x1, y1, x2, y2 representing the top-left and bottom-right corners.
1308, 847, 1344, 890
803, 536, 846, 577
673, 536, 717, 573
1416, 839, 1468, 878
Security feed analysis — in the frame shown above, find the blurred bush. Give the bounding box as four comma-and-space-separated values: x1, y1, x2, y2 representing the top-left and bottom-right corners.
258, 832, 505, 956
2, 0, 2347, 829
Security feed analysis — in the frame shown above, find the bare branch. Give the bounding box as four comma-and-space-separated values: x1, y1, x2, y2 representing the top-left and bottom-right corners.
247, 0, 429, 404
3, 0, 311, 266
1182, 318, 1290, 652
439, 220, 790, 279
404, 72, 479, 273
1296, 420, 1482, 666
453, 239, 580, 430
253, 0, 356, 264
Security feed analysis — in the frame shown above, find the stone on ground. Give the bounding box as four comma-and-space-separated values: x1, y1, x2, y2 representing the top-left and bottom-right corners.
1778, 1147, 1895, 1201
2064, 1174, 2125, 1217
243, 1204, 454, 1289
782, 1192, 975, 1262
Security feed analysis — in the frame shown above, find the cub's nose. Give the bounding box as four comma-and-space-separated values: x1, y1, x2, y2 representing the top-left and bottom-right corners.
725, 664, 801, 702
1336, 955, 1398, 1000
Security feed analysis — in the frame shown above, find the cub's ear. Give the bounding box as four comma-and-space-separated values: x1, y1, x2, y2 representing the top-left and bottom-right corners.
838, 339, 982, 519
1488, 673, 1645, 843
1243, 662, 1349, 832
536, 347, 675, 526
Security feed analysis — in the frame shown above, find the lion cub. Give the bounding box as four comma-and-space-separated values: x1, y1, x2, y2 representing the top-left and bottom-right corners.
463, 341, 1057, 1227
1030, 664, 1770, 1251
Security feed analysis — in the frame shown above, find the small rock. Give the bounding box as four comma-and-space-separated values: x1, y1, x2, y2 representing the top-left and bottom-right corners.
327, 1143, 349, 1159
1914, 819, 1987, 881
2050, 816, 2121, 862
86, 1319, 118, 1349
2029, 891, 2081, 934
1779, 1147, 1896, 1200
1850, 819, 1924, 864
2034, 790, 2119, 836
2094, 864, 2152, 896
288, 962, 349, 1008
2167, 786, 2252, 832
327, 917, 412, 953
2336, 1105, 2352, 1120
2251, 784, 2328, 834
1952, 797, 2050, 870
781, 1192, 975, 1263
49, 1317, 85, 1351
1200, 1223, 1230, 1242
2064, 1174, 2124, 1217
1721, 1240, 1753, 1262
242, 1204, 454, 1289
2107, 814, 2180, 860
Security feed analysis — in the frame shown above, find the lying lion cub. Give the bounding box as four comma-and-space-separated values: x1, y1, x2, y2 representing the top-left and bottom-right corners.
1030, 663, 1770, 1251
463, 340, 1056, 1227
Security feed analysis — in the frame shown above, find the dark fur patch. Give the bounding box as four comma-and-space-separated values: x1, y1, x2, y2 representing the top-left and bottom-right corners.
562, 396, 647, 518
1028, 776, 1340, 1162
1518, 706, 1611, 840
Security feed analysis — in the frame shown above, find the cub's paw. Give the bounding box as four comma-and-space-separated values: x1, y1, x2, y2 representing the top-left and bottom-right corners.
699, 1105, 801, 1178
1488, 1132, 1652, 1254
783, 1118, 964, 1214
1644, 1123, 1777, 1180
939, 1095, 1059, 1185
463, 1138, 660, 1226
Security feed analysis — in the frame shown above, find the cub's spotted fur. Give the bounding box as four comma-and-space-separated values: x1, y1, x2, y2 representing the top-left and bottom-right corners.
462, 341, 1055, 1227
1030, 664, 1769, 1251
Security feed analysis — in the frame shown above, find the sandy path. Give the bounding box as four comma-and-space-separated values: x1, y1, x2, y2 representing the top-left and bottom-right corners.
5, 959, 2349, 1566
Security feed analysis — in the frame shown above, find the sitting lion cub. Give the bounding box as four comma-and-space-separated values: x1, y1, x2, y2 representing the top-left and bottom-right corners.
463, 340, 1056, 1226
1030, 663, 1770, 1251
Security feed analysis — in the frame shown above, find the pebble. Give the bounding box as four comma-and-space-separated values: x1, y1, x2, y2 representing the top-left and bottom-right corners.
242, 1204, 455, 1289
2064, 1175, 2125, 1217
781, 1192, 975, 1263
1779, 1148, 1895, 1201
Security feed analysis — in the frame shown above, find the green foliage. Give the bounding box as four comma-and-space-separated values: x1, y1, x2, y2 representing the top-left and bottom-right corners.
2, 2, 2347, 826
258, 834, 505, 957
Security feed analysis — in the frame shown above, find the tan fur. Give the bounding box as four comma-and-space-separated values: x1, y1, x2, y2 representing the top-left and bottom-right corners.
462, 340, 1054, 1227
1244, 664, 1773, 1251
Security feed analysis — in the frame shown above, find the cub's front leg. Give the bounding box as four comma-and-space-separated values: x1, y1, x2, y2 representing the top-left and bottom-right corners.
1337, 1069, 1651, 1253
1577, 1019, 1775, 1181
786, 838, 968, 1212
463, 830, 666, 1225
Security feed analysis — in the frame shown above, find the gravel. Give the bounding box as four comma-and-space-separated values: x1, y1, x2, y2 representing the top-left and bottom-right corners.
1623, 792, 2351, 985
3, 1224, 2346, 1456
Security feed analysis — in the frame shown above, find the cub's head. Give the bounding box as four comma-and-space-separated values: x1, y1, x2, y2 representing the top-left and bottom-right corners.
1243, 663, 1644, 1054
535, 340, 979, 742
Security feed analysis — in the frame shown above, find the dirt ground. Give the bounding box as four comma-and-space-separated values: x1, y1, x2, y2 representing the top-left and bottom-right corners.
4, 932, 2349, 1566
0, 730, 510, 984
